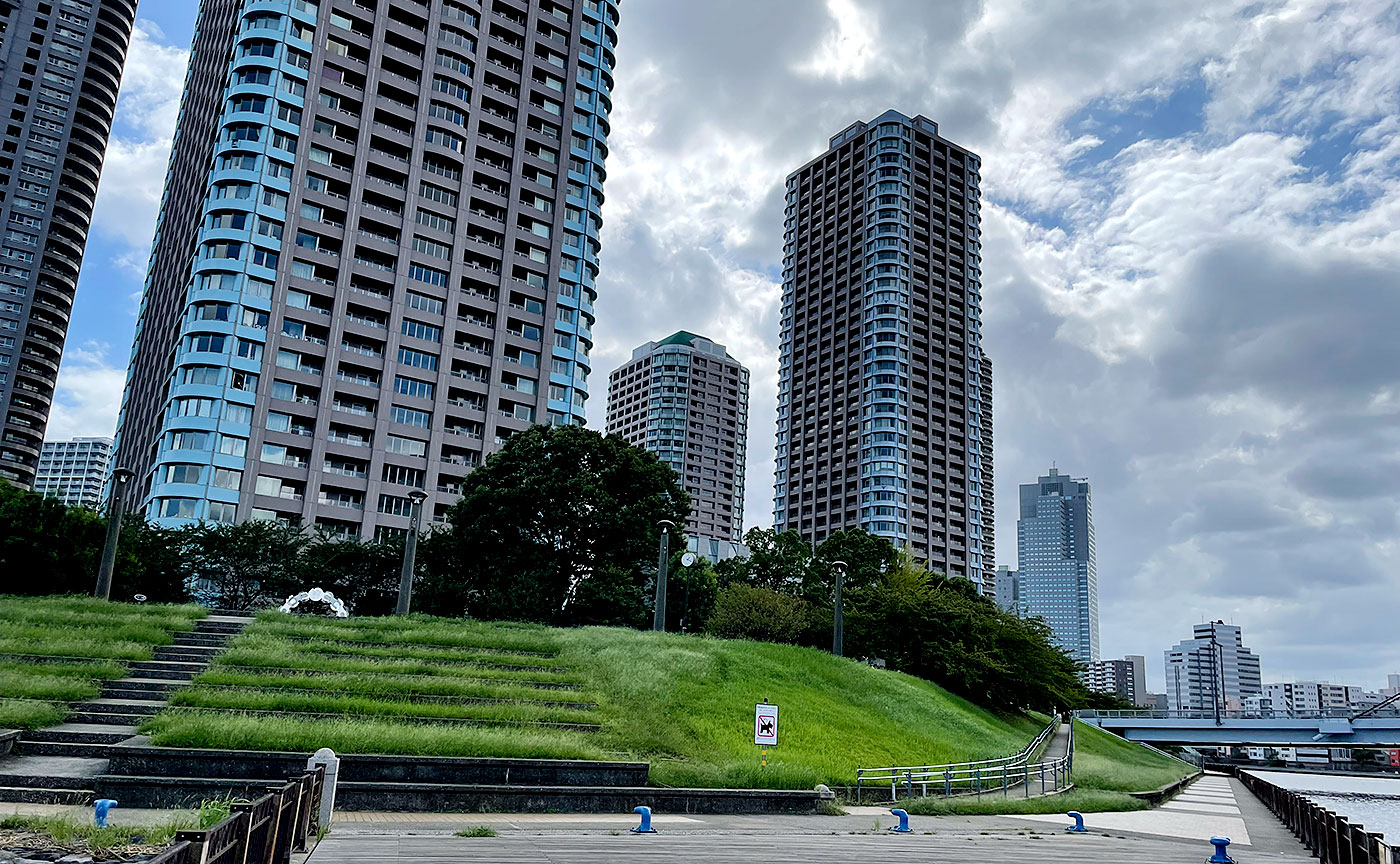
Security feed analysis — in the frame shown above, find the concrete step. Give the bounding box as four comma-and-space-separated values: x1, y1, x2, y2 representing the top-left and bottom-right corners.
14, 740, 120, 758
68, 710, 153, 726
99, 686, 174, 702
74, 699, 164, 716
130, 661, 203, 681
105, 677, 182, 694
0, 785, 92, 805
22, 724, 139, 745
0, 754, 107, 790
174, 632, 233, 648
152, 648, 221, 664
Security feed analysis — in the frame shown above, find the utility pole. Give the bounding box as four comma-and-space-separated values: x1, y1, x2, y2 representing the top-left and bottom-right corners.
394, 489, 429, 615
652, 520, 674, 631
831, 560, 847, 657
94, 468, 134, 601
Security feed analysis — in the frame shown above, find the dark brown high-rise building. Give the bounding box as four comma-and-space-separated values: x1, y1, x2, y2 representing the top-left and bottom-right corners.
607, 331, 749, 545
0, 0, 138, 487
112, 0, 619, 537
773, 110, 992, 590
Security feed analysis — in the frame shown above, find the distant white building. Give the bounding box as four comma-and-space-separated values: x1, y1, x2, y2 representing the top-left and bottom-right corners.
33, 437, 113, 509
1265, 680, 1386, 715
1164, 621, 1262, 712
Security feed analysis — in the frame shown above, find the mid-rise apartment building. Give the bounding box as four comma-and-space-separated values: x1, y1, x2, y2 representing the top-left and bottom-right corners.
606, 331, 748, 543
0, 0, 137, 487
772, 110, 992, 589
1017, 467, 1099, 664
1088, 655, 1148, 706
111, 0, 619, 537
33, 435, 111, 507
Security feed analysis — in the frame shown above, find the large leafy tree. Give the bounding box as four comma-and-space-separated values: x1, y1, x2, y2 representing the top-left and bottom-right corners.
182, 520, 308, 610
296, 533, 403, 616
427, 425, 688, 624
0, 479, 106, 595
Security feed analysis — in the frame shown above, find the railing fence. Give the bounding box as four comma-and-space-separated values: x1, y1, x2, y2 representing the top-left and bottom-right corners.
149, 765, 326, 864
1238, 769, 1400, 864
856, 716, 1073, 803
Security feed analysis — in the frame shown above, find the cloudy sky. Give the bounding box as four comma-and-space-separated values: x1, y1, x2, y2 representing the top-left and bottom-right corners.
58, 0, 1400, 692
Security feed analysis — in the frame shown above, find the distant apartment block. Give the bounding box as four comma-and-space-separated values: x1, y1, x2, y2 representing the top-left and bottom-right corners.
1164, 621, 1262, 712
993, 565, 1023, 615
34, 435, 112, 508
1017, 467, 1099, 664
0, 0, 138, 487
607, 331, 748, 544
1088, 655, 1148, 706
772, 110, 992, 589
1265, 681, 1386, 715
111, 0, 620, 538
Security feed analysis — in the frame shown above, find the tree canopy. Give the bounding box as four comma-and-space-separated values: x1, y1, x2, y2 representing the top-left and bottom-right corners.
423, 425, 689, 625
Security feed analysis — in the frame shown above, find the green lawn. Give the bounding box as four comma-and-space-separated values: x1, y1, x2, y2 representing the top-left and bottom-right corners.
145, 611, 1046, 789
0, 596, 205, 728
902, 720, 1196, 815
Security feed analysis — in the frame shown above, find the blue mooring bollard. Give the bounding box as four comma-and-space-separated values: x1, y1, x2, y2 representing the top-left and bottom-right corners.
94, 799, 118, 828
1064, 810, 1087, 833
1208, 836, 1234, 863
888, 808, 911, 833
630, 805, 658, 834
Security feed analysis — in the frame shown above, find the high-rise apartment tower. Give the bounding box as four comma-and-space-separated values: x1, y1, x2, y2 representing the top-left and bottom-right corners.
772, 110, 992, 588
34, 435, 112, 508
1017, 467, 1099, 664
0, 0, 138, 487
112, 0, 619, 536
607, 331, 748, 544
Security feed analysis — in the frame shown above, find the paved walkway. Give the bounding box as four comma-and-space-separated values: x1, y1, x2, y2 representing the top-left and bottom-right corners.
301, 773, 1314, 863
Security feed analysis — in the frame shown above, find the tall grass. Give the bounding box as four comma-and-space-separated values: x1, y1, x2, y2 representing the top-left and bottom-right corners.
169, 686, 601, 724
249, 612, 561, 654
0, 670, 100, 702
1070, 720, 1194, 793
192, 667, 595, 704
903, 788, 1149, 815
232, 632, 567, 668
217, 645, 582, 684
0, 697, 68, 729
141, 712, 610, 760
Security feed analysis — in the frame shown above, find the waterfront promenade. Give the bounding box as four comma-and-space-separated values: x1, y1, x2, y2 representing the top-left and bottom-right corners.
304, 774, 1313, 863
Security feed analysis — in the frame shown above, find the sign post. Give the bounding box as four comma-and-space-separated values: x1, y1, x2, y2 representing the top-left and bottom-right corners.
755, 702, 778, 767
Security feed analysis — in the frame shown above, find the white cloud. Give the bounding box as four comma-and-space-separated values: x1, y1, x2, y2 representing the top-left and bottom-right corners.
45, 343, 126, 441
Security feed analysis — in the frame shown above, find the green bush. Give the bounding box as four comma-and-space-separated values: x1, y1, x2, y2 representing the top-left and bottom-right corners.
705, 584, 809, 644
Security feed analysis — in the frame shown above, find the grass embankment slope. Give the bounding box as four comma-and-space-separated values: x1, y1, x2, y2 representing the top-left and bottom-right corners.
905, 720, 1197, 815
0, 595, 205, 728
144, 611, 1045, 789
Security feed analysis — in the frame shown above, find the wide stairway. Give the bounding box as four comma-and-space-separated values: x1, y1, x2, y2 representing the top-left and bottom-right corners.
0, 614, 253, 804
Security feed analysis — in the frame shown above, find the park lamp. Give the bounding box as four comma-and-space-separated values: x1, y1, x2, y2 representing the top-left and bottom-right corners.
652, 520, 676, 632
830, 560, 848, 657
394, 489, 431, 615
94, 468, 135, 601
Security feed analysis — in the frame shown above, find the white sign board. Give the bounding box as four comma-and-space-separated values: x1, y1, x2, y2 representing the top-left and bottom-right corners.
754, 703, 779, 746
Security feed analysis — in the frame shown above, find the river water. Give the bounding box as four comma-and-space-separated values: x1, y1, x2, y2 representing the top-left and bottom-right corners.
1249, 770, 1400, 843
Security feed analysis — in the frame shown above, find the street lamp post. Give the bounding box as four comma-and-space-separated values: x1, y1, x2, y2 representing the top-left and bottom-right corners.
652, 520, 675, 632
830, 560, 848, 657
94, 468, 134, 601
394, 489, 429, 615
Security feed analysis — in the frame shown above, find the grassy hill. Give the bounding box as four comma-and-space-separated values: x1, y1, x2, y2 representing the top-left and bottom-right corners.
144, 610, 1046, 789
0, 596, 206, 728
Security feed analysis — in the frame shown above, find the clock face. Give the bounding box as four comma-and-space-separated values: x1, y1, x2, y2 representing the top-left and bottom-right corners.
681, 552, 697, 567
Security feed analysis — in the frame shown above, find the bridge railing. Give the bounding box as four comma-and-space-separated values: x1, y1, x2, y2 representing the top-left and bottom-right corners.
856, 717, 1071, 803
1077, 708, 1400, 721
1238, 769, 1400, 864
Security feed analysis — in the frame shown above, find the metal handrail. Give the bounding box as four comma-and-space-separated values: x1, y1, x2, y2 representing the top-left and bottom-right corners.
857, 716, 1068, 802
1077, 708, 1400, 721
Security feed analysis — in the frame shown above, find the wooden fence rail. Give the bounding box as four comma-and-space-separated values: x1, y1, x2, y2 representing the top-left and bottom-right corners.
153, 767, 325, 864
1238, 769, 1399, 864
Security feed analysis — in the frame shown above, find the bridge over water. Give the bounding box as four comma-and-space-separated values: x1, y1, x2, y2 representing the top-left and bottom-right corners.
1076, 709, 1400, 747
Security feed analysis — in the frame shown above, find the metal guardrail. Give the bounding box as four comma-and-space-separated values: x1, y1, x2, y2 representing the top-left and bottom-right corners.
146, 765, 324, 864
856, 717, 1072, 803
1238, 769, 1399, 864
